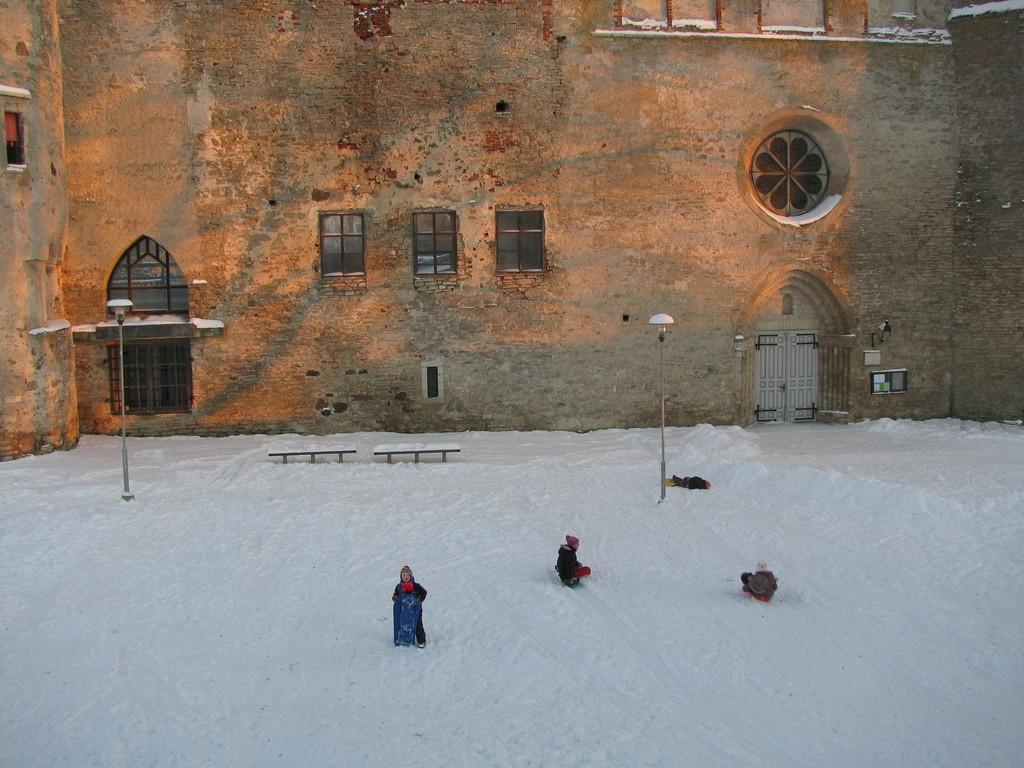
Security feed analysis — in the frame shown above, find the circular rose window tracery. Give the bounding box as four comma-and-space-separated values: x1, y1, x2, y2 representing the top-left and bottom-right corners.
750, 130, 830, 216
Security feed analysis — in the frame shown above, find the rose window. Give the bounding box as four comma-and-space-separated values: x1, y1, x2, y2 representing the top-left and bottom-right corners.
750, 131, 830, 216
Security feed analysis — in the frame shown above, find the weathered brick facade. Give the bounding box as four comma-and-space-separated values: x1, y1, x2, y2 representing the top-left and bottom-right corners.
1, 0, 1021, 457
0, 0, 77, 460
950, 8, 1024, 421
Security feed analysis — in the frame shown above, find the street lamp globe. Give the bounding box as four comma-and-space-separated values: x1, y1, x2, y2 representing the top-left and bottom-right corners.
648, 313, 675, 335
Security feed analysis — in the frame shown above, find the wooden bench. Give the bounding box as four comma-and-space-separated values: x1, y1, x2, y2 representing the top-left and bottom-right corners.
268, 448, 357, 464
372, 442, 461, 463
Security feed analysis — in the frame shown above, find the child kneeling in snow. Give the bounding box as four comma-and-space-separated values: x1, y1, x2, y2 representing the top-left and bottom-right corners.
392, 565, 428, 647
741, 569, 778, 602
556, 535, 591, 585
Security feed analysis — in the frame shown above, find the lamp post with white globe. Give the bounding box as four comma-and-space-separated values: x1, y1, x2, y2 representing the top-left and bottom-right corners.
107, 298, 135, 501
648, 313, 674, 502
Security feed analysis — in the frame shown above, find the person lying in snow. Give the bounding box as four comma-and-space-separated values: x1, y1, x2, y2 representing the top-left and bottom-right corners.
670, 475, 711, 489
392, 565, 428, 647
556, 535, 591, 585
741, 570, 778, 602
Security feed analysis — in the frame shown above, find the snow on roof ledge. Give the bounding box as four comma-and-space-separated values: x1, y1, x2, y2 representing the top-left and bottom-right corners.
595, 28, 951, 45
192, 317, 224, 329
0, 84, 32, 99
71, 316, 225, 336
28, 319, 71, 336
950, 0, 1024, 20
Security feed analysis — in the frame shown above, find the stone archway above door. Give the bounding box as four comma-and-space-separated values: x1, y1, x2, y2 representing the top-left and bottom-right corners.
736, 268, 854, 424
740, 267, 852, 335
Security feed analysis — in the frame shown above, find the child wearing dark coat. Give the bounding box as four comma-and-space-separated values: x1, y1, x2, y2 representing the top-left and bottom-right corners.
392, 565, 428, 647
741, 570, 778, 602
556, 535, 591, 585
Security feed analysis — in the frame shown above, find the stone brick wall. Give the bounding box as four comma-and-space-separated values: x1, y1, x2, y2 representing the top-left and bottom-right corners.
950, 9, 1024, 422
54, 0, 961, 438
0, 0, 77, 460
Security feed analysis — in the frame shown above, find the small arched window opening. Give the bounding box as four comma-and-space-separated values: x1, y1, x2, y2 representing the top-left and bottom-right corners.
782, 293, 794, 315
107, 236, 189, 313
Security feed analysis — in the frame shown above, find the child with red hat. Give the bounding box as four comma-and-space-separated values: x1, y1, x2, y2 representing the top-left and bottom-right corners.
555, 535, 591, 586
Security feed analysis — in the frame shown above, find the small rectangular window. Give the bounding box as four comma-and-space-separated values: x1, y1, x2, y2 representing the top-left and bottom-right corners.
496, 210, 545, 272
5, 111, 25, 166
413, 212, 457, 275
870, 369, 907, 395
422, 361, 443, 400
320, 213, 365, 276
892, 0, 915, 17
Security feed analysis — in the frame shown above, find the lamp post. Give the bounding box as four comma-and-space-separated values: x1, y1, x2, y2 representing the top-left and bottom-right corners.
648, 313, 675, 502
107, 298, 134, 501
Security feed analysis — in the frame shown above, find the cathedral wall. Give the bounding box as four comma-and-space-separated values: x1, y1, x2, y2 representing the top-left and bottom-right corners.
58, 1, 957, 435
949, 7, 1024, 422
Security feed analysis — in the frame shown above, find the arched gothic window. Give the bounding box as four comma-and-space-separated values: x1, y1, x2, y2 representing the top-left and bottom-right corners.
107, 236, 188, 313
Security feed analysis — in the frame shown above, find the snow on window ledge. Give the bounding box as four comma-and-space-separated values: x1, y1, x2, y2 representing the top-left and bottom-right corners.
762, 194, 843, 228
71, 316, 224, 335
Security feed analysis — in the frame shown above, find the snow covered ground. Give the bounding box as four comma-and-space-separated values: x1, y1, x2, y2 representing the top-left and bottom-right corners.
2, 419, 1022, 767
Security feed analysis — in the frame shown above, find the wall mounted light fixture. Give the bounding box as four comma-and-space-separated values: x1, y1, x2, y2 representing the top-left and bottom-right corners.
871, 320, 892, 347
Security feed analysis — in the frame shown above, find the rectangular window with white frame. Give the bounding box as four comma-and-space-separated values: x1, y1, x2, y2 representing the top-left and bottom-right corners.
5, 111, 25, 167
870, 369, 907, 395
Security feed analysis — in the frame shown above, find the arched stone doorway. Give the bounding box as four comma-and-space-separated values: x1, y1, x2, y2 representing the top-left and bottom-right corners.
737, 269, 853, 424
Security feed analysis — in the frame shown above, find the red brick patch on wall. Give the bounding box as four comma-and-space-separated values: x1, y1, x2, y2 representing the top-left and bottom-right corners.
352, 2, 398, 40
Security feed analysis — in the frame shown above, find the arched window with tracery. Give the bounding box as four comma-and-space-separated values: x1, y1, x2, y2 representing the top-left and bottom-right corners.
107, 236, 188, 313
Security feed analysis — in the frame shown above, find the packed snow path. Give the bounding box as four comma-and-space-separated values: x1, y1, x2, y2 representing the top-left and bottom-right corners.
2, 420, 1022, 767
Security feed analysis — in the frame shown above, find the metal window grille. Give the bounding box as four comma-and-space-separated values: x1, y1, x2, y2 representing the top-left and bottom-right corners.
109, 341, 193, 414
413, 212, 457, 274
496, 210, 545, 272
107, 236, 189, 313
320, 213, 365, 275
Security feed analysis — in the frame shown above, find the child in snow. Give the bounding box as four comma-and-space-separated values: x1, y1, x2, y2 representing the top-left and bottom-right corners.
741, 570, 778, 602
556, 535, 592, 585
670, 475, 711, 490
392, 565, 428, 647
